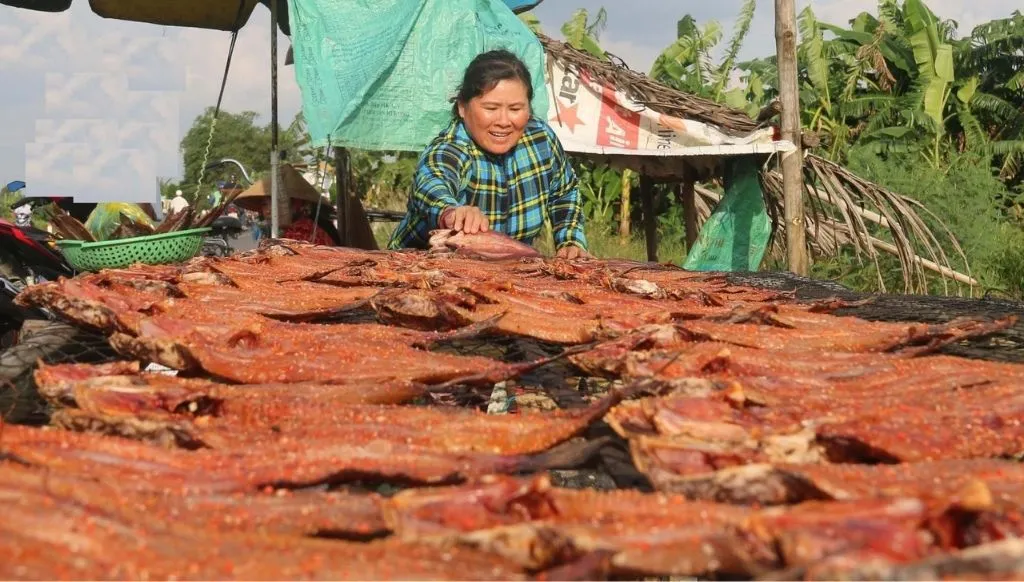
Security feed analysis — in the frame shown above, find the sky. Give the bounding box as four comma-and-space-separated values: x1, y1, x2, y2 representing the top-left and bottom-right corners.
0, 0, 1018, 202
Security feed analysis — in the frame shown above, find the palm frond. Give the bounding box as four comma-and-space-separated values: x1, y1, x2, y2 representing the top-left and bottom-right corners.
971, 91, 1024, 126
1000, 151, 1024, 181
956, 106, 988, 153
713, 0, 756, 97
759, 154, 974, 294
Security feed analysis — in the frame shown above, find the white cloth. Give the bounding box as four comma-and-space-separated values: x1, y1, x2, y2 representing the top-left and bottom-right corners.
168, 195, 189, 213
13, 204, 32, 227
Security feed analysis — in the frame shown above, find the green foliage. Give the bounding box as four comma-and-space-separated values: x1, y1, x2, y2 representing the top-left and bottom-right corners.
560, 8, 607, 59
841, 147, 1018, 293
574, 162, 621, 229
648, 0, 756, 103
990, 227, 1024, 299
178, 108, 309, 202
350, 150, 419, 211
517, 11, 542, 35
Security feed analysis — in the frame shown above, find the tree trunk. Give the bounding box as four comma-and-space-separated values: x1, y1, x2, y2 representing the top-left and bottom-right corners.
619, 168, 632, 239
775, 0, 809, 275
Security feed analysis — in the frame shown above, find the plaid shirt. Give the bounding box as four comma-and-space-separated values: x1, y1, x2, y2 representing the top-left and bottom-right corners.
388, 117, 586, 251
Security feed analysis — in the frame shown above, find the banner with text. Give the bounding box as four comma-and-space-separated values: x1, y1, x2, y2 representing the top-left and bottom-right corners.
545, 56, 783, 157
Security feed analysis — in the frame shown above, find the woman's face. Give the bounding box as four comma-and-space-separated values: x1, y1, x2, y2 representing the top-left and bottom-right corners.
458, 79, 530, 155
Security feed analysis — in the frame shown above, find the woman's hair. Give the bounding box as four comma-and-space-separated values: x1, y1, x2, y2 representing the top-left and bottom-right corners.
451, 49, 533, 117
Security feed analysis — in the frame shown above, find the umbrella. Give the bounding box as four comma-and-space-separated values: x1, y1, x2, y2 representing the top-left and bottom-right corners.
0, 0, 290, 33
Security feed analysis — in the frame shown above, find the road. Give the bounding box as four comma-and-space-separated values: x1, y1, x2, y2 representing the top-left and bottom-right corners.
229, 228, 260, 253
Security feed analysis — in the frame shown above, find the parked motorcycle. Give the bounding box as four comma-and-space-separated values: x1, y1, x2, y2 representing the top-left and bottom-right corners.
200, 214, 246, 257
0, 196, 81, 347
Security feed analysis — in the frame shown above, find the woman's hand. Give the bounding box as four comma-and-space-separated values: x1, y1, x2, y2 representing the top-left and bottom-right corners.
556, 245, 590, 260
440, 206, 489, 234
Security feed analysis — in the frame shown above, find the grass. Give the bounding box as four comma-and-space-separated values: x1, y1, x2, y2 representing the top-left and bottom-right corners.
371, 220, 690, 265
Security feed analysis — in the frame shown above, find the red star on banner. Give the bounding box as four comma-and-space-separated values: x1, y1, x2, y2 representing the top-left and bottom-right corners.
550, 101, 584, 133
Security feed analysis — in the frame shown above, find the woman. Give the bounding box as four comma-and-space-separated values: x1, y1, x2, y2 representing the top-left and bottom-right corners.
388, 49, 588, 259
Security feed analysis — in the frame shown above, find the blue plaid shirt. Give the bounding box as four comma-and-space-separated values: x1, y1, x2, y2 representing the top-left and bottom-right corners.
388, 117, 587, 251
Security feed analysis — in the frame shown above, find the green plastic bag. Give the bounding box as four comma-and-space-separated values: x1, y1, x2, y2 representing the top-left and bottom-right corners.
85, 203, 155, 241
682, 157, 772, 272
288, 0, 549, 151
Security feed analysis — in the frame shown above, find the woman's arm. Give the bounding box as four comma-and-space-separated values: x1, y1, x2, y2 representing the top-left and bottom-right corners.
410, 143, 467, 229
545, 129, 588, 251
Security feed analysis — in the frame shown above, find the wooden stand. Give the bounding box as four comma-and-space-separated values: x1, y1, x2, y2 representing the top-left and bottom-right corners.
640, 175, 657, 263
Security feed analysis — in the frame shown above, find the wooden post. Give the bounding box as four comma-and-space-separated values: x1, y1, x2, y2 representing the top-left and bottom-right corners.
640, 175, 657, 263
775, 0, 809, 275
680, 170, 698, 251
619, 168, 632, 239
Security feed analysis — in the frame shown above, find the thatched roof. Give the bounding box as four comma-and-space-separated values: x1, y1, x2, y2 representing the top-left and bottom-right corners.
537, 33, 762, 137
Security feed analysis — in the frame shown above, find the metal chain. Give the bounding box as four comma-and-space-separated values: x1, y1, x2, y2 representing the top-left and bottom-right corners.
193, 116, 219, 203
190, 0, 246, 206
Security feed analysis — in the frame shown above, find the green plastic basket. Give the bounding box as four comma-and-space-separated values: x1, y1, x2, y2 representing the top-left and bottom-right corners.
55, 227, 212, 272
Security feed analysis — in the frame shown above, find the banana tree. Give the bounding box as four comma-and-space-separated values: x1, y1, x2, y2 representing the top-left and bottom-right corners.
649, 0, 757, 104
560, 8, 608, 60
559, 8, 637, 235
955, 10, 1024, 182
816, 0, 959, 168
903, 0, 955, 166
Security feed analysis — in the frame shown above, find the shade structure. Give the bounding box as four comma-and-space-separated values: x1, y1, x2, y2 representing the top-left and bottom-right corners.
0, 0, 290, 33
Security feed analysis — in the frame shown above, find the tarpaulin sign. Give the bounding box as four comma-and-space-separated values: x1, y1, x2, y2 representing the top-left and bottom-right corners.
545, 57, 785, 157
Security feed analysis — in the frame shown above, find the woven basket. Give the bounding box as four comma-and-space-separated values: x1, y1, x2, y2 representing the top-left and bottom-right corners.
55, 228, 211, 272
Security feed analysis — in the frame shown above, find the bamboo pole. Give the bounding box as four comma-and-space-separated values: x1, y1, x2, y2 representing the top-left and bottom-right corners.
619, 168, 632, 239
640, 175, 657, 262
775, 0, 808, 275
805, 184, 891, 228
865, 235, 977, 287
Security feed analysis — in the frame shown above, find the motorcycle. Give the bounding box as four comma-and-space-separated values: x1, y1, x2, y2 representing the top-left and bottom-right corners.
0, 195, 83, 346
200, 213, 246, 257
198, 158, 255, 258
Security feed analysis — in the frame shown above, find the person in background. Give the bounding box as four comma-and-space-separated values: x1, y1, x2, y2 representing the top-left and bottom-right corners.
388, 49, 588, 259
12, 203, 32, 227
168, 190, 189, 214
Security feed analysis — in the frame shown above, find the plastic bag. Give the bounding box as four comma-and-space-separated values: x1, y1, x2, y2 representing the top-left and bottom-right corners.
85, 203, 155, 241
288, 0, 549, 151
682, 157, 772, 272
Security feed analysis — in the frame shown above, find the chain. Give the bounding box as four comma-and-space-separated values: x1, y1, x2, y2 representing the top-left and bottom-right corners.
193, 116, 219, 203
190, 0, 245, 206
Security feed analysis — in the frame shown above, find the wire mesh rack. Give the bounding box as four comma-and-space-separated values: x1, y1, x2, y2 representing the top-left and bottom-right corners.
1, 321, 118, 425
727, 271, 1024, 363
4, 271, 1023, 489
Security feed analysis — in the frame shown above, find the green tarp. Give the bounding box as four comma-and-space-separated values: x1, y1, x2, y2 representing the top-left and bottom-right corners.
682, 157, 772, 272
288, 0, 549, 151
